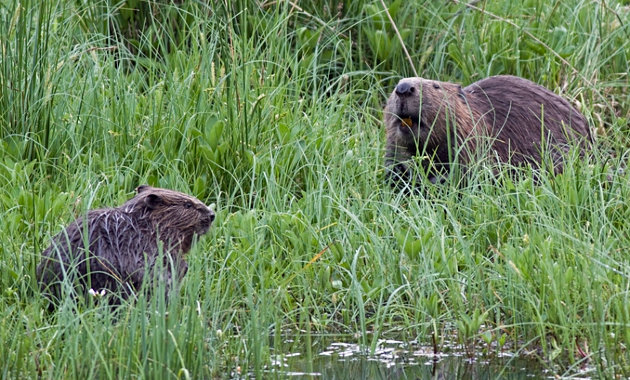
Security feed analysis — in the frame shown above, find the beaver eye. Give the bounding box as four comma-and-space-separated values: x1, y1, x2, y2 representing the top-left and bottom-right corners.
433, 83, 440, 89
184, 201, 193, 209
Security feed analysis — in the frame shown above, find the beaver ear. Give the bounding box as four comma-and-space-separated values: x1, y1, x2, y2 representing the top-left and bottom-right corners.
458, 85, 466, 100
136, 185, 150, 194
144, 193, 163, 209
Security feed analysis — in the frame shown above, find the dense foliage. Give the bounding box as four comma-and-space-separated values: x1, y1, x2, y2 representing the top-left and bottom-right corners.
1, 0, 629, 378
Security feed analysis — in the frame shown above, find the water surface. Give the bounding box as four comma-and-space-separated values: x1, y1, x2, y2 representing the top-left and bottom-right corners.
266, 337, 589, 379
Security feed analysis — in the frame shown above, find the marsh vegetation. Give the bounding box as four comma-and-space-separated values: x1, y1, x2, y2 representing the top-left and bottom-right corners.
1, 0, 629, 378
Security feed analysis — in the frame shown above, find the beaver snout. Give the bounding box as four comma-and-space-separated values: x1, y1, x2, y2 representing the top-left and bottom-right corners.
198, 208, 215, 233
391, 82, 420, 122
395, 81, 415, 96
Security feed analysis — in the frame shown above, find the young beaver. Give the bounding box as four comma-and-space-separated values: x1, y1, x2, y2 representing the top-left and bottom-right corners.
384, 75, 593, 185
36, 185, 215, 304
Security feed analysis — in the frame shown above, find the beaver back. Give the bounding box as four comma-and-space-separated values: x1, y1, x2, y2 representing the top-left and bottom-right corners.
463, 75, 592, 170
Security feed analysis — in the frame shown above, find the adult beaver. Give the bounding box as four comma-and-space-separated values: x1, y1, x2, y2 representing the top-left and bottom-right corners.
384, 75, 592, 185
36, 185, 215, 305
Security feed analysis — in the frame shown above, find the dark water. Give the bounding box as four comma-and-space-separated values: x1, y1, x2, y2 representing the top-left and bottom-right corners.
264, 338, 592, 379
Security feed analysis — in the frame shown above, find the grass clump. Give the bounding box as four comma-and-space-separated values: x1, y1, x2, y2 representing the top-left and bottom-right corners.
1, 0, 629, 378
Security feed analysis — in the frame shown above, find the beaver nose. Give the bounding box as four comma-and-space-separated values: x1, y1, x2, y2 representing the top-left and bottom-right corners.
208, 208, 215, 222
395, 82, 414, 96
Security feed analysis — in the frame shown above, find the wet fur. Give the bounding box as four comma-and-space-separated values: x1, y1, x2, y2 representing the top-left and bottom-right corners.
36, 185, 214, 304
384, 75, 593, 185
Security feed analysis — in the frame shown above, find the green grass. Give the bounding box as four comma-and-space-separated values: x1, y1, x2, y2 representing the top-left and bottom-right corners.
1, 0, 629, 378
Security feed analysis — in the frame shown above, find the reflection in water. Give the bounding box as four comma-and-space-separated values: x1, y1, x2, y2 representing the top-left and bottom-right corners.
267, 338, 559, 379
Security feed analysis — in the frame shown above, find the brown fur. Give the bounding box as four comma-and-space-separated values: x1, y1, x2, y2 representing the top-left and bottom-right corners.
384, 75, 593, 185
36, 185, 214, 304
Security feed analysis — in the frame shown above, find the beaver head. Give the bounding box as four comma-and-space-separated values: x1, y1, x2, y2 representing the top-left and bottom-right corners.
385, 77, 468, 153
124, 185, 215, 253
